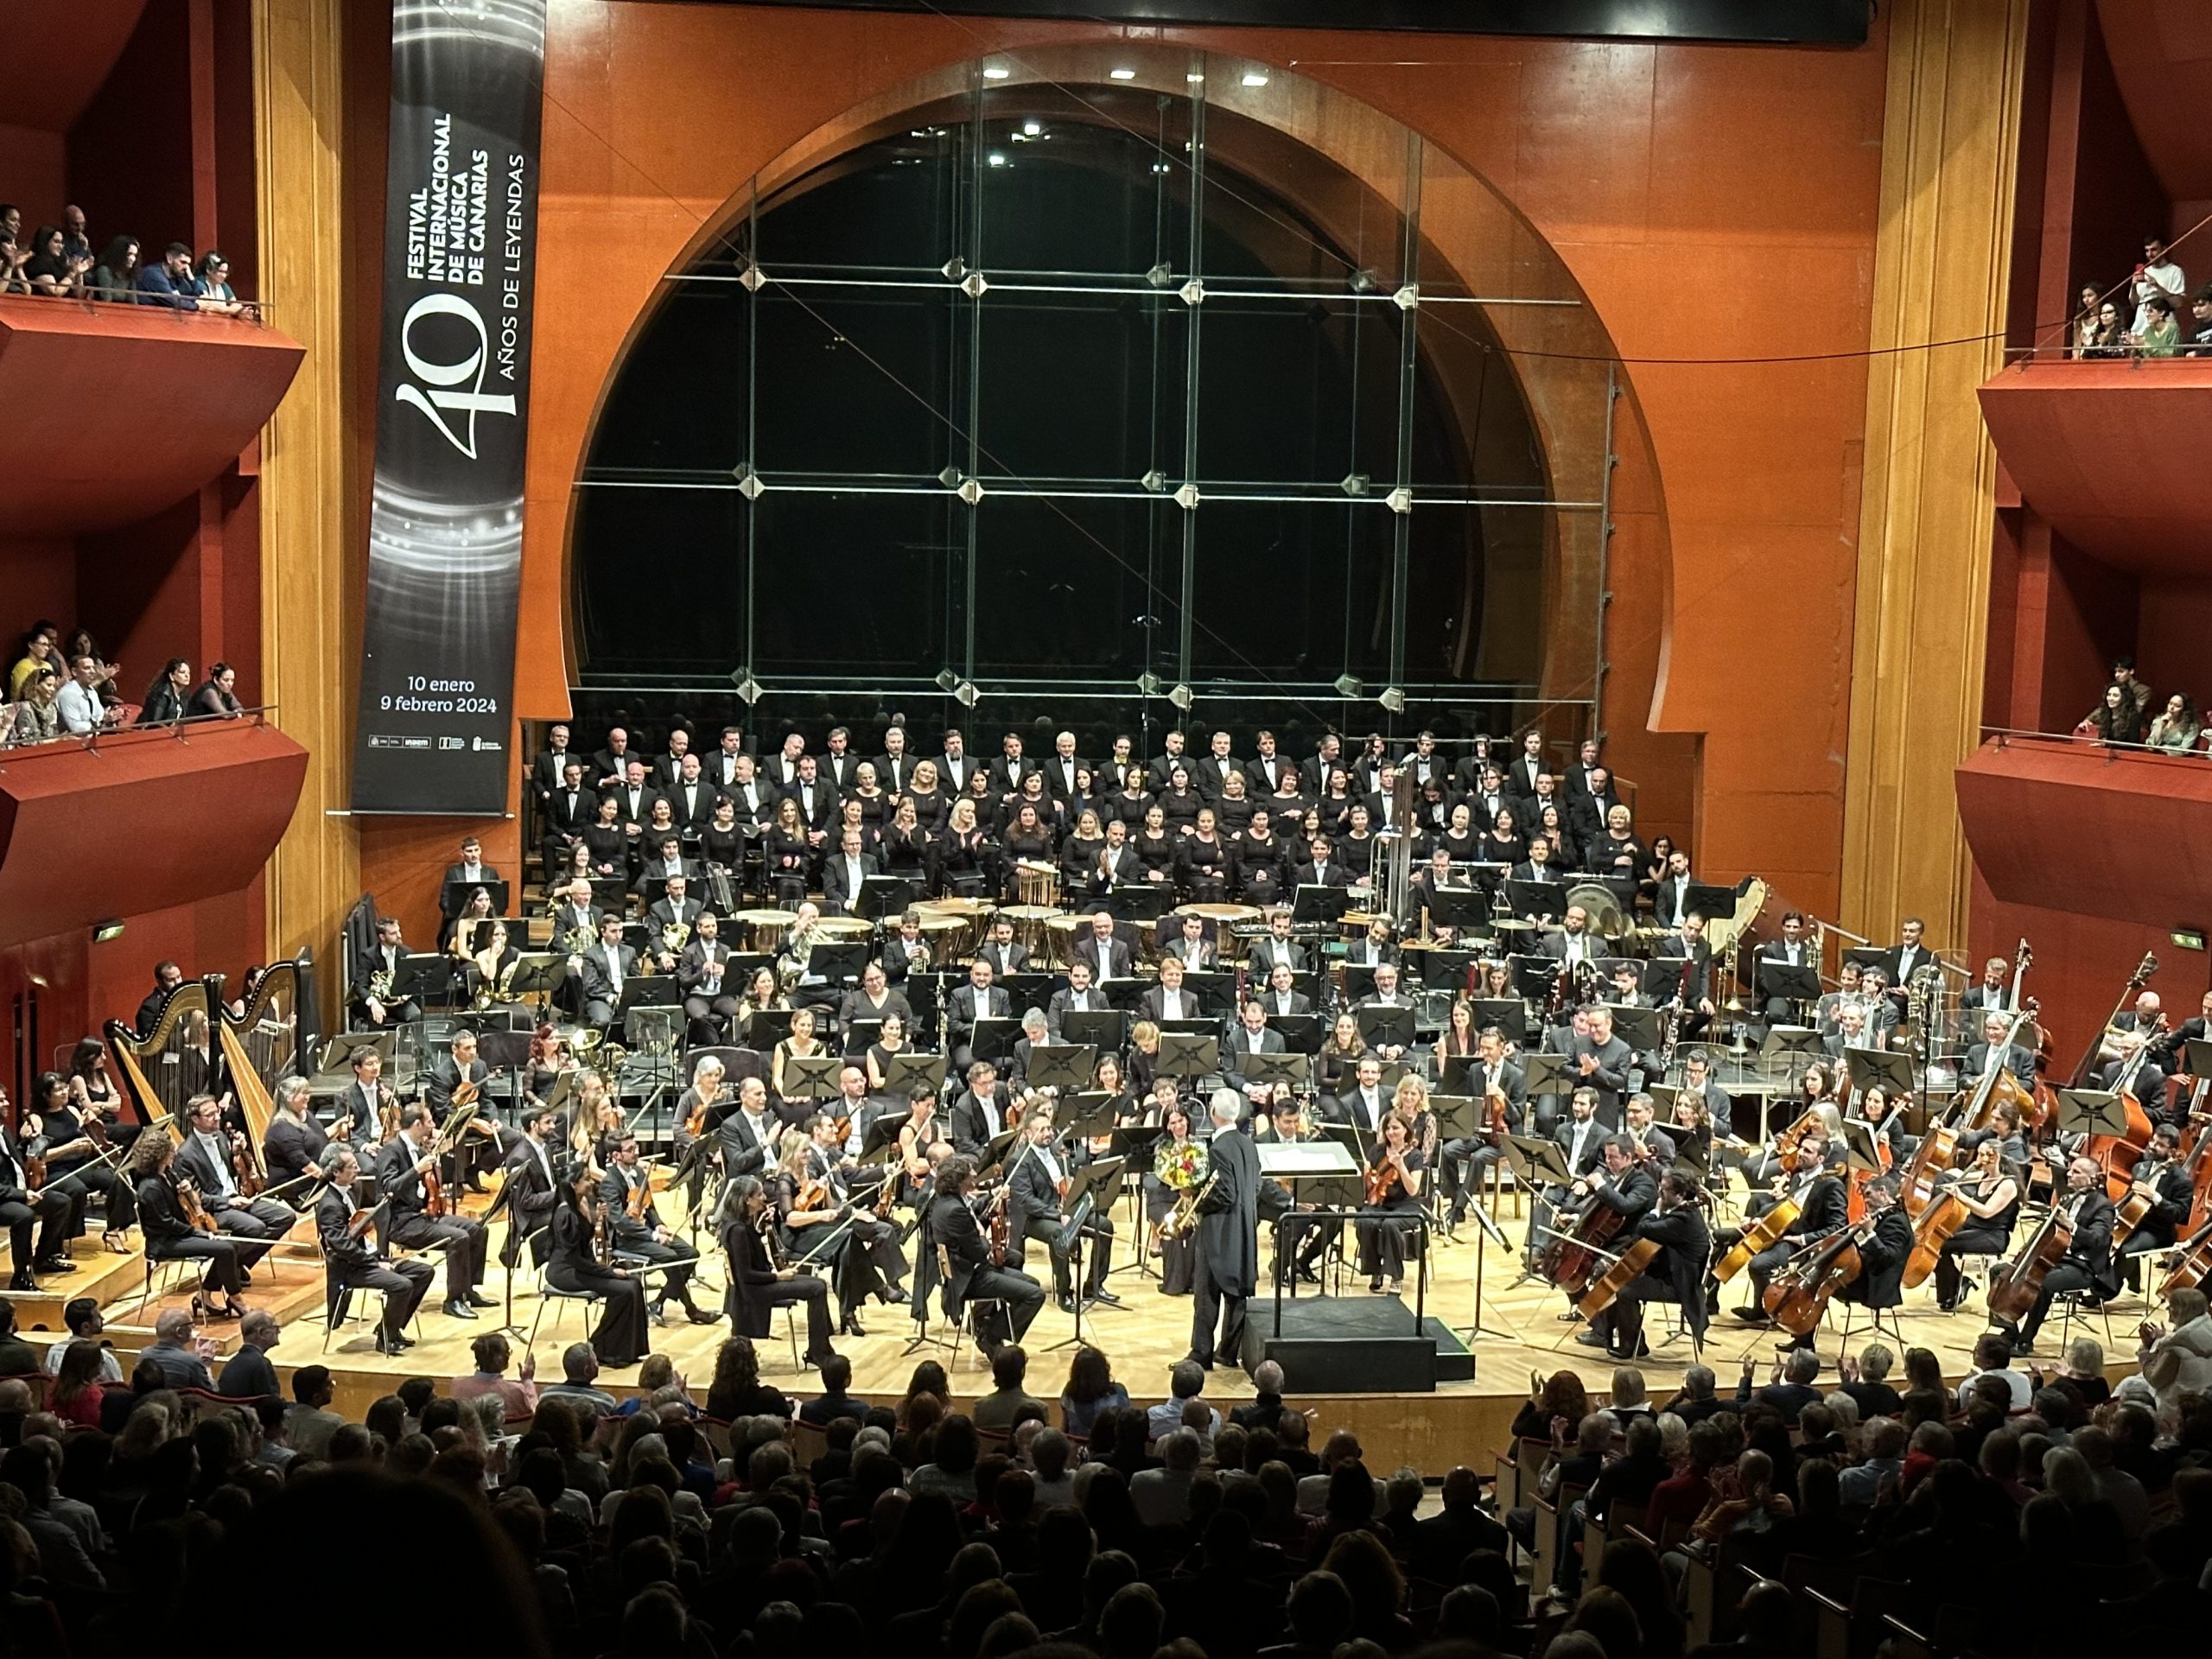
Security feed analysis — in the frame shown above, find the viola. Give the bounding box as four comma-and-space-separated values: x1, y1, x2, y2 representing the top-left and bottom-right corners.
174, 1173, 216, 1233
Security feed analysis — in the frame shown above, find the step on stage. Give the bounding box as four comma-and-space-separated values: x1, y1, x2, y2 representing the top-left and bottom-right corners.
1239, 1295, 1475, 1391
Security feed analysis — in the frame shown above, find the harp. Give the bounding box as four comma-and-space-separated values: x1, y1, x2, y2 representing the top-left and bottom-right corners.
102, 980, 211, 1141
218, 962, 301, 1168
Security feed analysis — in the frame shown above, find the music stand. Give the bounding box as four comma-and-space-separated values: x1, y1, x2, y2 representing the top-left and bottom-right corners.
1508, 955, 1555, 1003
1427, 887, 1488, 931
1355, 1005, 1416, 1051
1291, 883, 1351, 927
784, 1054, 843, 1101
1505, 1134, 1574, 1189
1105, 885, 1170, 923
509, 954, 565, 1014
1844, 944, 1890, 971
1605, 1006, 1664, 1053
1506, 878, 1564, 921
1244, 1053, 1312, 1092
1184, 969, 1235, 1017
1684, 884, 1739, 926
1843, 1046, 1917, 1096
858, 875, 916, 922
1757, 962, 1821, 1005
2187, 1039, 2212, 1080
400, 952, 464, 1009
1834, 1117, 1884, 1177
1471, 998, 1527, 1043
1408, 947, 1477, 994
742, 1009, 795, 1048
1157, 1033, 1219, 1079
1027, 1045, 1097, 1094
1000, 972, 1052, 1010
442, 879, 510, 918
1440, 1056, 1479, 1095
884, 1052, 948, 1094
1059, 1010, 1126, 1052
970, 1017, 1020, 1065
1340, 963, 1380, 1002
1044, 1156, 1128, 1351
2056, 1090, 2130, 1138
1759, 1026, 1824, 1067
805, 941, 870, 988
1641, 957, 1691, 1000
1522, 1052, 1570, 1099
1265, 1013, 1320, 1053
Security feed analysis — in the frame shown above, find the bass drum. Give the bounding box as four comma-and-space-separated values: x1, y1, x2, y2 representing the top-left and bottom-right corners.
1704, 876, 1768, 956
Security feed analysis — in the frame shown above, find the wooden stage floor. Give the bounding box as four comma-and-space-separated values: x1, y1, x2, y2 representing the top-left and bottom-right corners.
35, 1181, 2126, 1472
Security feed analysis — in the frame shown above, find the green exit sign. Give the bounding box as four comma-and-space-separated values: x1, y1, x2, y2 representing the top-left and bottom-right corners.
2172, 929, 2206, 952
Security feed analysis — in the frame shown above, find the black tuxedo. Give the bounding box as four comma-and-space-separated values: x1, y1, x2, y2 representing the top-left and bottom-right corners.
591, 746, 638, 784
819, 750, 860, 792
974, 938, 1029, 977
823, 851, 880, 913
373, 1135, 487, 1304
1195, 753, 1243, 801
1042, 753, 1086, 804
947, 982, 1011, 1071
782, 780, 838, 834
938, 752, 977, 795
929, 1188, 1044, 1344
1244, 936, 1309, 977
988, 753, 1037, 798
1070, 932, 1134, 983
874, 753, 918, 796
500, 1135, 563, 1266
579, 943, 640, 1026
532, 747, 577, 798
1292, 859, 1351, 891
315, 1185, 434, 1340
1046, 986, 1107, 1040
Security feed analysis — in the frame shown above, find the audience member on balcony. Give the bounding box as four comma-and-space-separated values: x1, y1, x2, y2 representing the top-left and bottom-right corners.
0, 204, 17, 245
2069, 283, 2101, 354
2147, 693, 2202, 755
2133, 235, 2187, 335
141, 658, 193, 727
54, 656, 114, 736
2080, 683, 2145, 747
192, 661, 245, 719
8, 623, 59, 698
0, 230, 29, 296
10, 666, 60, 746
187, 251, 253, 318
22, 225, 91, 298
89, 235, 140, 303
2189, 286, 2212, 356
59, 205, 89, 265
135, 242, 201, 311
2131, 296, 2180, 357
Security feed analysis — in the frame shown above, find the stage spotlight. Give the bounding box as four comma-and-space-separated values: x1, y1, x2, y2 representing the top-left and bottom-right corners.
982, 65, 1010, 79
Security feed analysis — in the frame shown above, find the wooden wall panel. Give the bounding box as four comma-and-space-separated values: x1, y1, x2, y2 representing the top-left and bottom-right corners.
1842, 0, 2031, 954
251, 0, 359, 1019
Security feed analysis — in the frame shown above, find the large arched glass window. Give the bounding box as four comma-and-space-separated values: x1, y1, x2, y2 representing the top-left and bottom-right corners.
571, 54, 1609, 748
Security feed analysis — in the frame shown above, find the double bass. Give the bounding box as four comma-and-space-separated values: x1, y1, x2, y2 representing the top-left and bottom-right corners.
2073, 952, 2159, 1198
1899, 983, 2037, 1215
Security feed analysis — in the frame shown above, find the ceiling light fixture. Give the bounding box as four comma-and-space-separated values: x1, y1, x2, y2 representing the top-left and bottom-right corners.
1109, 67, 1136, 80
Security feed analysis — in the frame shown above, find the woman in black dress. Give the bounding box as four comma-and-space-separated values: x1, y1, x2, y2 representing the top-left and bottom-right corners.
880, 796, 933, 882
1157, 765, 1204, 836
935, 798, 992, 898
1108, 766, 1154, 830
1130, 804, 1178, 885
1357, 1110, 1427, 1295
1001, 802, 1057, 898
1060, 808, 1107, 889
546, 1157, 649, 1368
763, 798, 810, 907
582, 794, 626, 876
906, 764, 947, 833
1178, 808, 1231, 901
130, 1132, 247, 1318
719, 1174, 836, 1367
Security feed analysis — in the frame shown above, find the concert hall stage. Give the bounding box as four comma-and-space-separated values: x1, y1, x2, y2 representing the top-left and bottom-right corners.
21, 1189, 2131, 1471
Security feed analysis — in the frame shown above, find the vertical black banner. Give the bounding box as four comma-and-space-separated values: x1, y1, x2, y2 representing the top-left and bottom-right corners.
352, 0, 546, 814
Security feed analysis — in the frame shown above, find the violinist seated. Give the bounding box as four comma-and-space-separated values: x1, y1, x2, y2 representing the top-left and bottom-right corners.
1961, 1012, 2037, 1085
0, 1118, 73, 1288
1007, 1108, 1120, 1313
1565, 1135, 1657, 1345
2116, 1122, 2194, 1290
1587, 1168, 1711, 1362
1996, 1154, 2121, 1357
1526, 1087, 1610, 1272
1621, 1095, 1677, 1168
599, 1133, 716, 1326
499, 1106, 566, 1272
424, 1030, 518, 1187
950, 1059, 1017, 1159
790, 1107, 907, 1317
1256, 1092, 1335, 1286
1776, 1174, 1913, 1355
1356, 963, 1417, 1065
1441, 1025, 1523, 1228
1928, 1136, 2022, 1311
721, 1174, 838, 1369
173, 1093, 296, 1264
678, 911, 741, 1046
374, 1104, 493, 1323
1719, 1131, 1850, 1327
927, 1154, 1046, 1359
316, 1147, 436, 1356
1356, 1109, 1430, 1298
129, 1132, 248, 1318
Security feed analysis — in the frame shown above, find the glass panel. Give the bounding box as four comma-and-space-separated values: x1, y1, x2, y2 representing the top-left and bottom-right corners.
750, 282, 970, 482
747, 115, 974, 282
572, 486, 747, 681
975, 82, 1195, 281
969, 496, 1177, 683
580, 281, 750, 477
1195, 296, 1404, 491
751, 491, 965, 683
975, 291, 1187, 486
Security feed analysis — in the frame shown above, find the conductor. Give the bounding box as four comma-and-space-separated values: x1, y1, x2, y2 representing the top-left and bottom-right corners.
1190, 1089, 1260, 1372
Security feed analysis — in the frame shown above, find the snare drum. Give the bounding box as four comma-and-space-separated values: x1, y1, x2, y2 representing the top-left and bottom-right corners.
733, 909, 797, 953
1014, 860, 1061, 909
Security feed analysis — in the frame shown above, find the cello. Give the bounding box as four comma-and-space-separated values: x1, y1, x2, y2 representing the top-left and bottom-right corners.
1713, 1185, 1800, 1285
1763, 1211, 1875, 1336
1986, 1199, 2073, 1325
1539, 1188, 1628, 1298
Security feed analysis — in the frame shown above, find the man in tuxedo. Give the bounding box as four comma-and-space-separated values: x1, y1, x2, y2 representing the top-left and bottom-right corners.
1999, 1155, 2118, 1354
645, 874, 705, 959
1007, 1108, 1120, 1312
1567, 766, 1622, 845
1524, 1084, 1608, 1271
319, 1149, 437, 1355
1567, 1006, 1636, 1127
723, 753, 773, 825
975, 915, 1028, 977
1509, 836, 1564, 888
377, 1104, 493, 1321
1442, 1026, 1523, 1224
709, 1076, 782, 1180
1294, 834, 1350, 891
765, 731, 805, 791
938, 728, 976, 796
633, 834, 695, 899
874, 725, 916, 797
1503, 729, 1547, 801
1159, 911, 1214, 973
590, 724, 635, 784
1566, 1135, 1660, 1344
1139, 957, 1200, 1025
2099, 1031, 2166, 1108
1560, 737, 1605, 804
950, 1059, 1015, 1158
947, 960, 1011, 1074
543, 759, 594, 871
784, 756, 837, 853
1400, 730, 1446, 791
533, 722, 578, 798
601, 1134, 715, 1325
988, 732, 1035, 802
880, 910, 931, 984
1957, 956, 2018, 1017
819, 726, 860, 793
706, 725, 750, 791
1758, 912, 1815, 1020
609, 759, 662, 847
575, 915, 639, 1030
1465, 766, 1508, 830
678, 912, 740, 1045
652, 728, 692, 788
421, 1027, 512, 1190
1539, 905, 1600, 971
1246, 910, 1307, 978
353, 916, 420, 1027
822, 829, 879, 916
1228, 999, 1287, 1109
499, 1107, 563, 1270
329, 1045, 396, 1147
1885, 917, 1936, 988
174, 1093, 295, 1262
1363, 764, 1407, 836
1299, 732, 1344, 797
931, 1154, 1046, 1357
1196, 730, 1243, 802
1074, 912, 1133, 984
1087, 818, 1141, 896
1414, 848, 1471, 936
1043, 729, 1084, 808
1344, 916, 1399, 971
1046, 959, 1107, 1040
1146, 728, 1190, 792
666, 753, 716, 829
1333, 1055, 1390, 1140
1258, 960, 1310, 1018
1651, 849, 1697, 929
1247, 728, 1289, 797
1359, 964, 1415, 1063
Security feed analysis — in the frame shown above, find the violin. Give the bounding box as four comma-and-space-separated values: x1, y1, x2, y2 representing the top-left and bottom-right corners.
1365, 1147, 1408, 1205
686, 1080, 731, 1139
626, 1166, 654, 1222
174, 1173, 217, 1233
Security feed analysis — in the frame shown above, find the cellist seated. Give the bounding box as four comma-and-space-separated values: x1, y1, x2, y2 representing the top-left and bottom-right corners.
2116, 1122, 2193, 1291
1775, 1175, 1912, 1355
1995, 1154, 2120, 1356
1565, 1135, 1656, 1347
1716, 1131, 1848, 1327
1586, 1168, 1710, 1361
